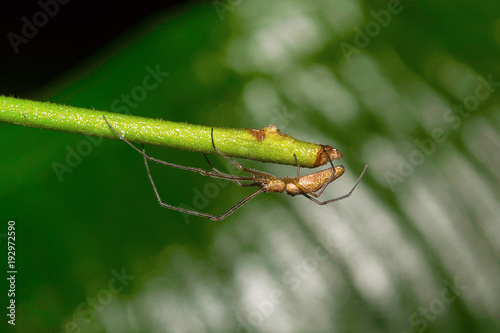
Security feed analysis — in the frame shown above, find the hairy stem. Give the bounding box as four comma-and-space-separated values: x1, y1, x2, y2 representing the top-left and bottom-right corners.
0, 96, 341, 167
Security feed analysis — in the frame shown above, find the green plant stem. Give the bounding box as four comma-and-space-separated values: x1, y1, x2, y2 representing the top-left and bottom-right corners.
0, 96, 339, 168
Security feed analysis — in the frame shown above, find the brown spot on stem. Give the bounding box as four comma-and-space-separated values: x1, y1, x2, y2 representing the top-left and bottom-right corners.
314, 145, 343, 167
249, 128, 266, 140
248, 124, 287, 141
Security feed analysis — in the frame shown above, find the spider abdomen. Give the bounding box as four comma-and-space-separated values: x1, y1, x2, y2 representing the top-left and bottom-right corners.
262, 179, 286, 193
286, 166, 345, 195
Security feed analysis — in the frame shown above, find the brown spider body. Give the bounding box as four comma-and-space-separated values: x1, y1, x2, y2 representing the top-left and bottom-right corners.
104, 116, 366, 221
259, 166, 345, 195
286, 166, 345, 195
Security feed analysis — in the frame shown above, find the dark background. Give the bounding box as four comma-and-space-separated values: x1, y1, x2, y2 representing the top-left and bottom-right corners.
0, 0, 203, 94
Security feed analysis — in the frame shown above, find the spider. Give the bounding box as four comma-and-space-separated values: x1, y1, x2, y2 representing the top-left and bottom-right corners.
103, 116, 367, 221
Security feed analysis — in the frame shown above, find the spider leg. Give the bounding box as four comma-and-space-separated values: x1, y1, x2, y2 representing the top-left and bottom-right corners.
286, 165, 345, 199
301, 165, 368, 205
313, 145, 339, 197
210, 128, 275, 179
289, 152, 341, 198
203, 154, 255, 187
287, 178, 320, 197
203, 154, 222, 174
142, 146, 263, 221
104, 115, 204, 173
294, 154, 301, 179
103, 115, 259, 183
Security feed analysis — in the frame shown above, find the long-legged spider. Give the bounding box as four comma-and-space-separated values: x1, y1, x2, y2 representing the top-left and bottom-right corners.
103, 116, 367, 221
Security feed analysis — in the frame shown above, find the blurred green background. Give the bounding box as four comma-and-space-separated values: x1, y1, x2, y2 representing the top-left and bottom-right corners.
1, 0, 500, 332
